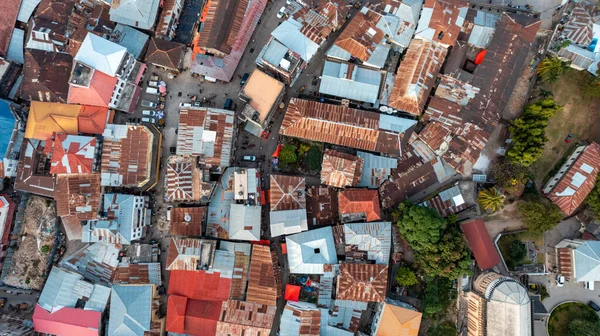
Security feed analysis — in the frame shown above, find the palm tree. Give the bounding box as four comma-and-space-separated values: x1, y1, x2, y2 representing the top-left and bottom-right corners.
536, 56, 569, 82
478, 187, 506, 213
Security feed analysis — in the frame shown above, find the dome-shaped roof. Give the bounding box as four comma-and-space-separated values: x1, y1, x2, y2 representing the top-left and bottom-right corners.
489, 279, 530, 305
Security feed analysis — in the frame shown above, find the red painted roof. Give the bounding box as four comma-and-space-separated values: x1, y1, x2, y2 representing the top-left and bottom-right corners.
78, 106, 109, 134
33, 305, 101, 336
547, 143, 600, 215
67, 71, 117, 108
338, 189, 382, 222
166, 295, 220, 335
284, 284, 301, 302
47, 133, 96, 174
461, 219, 500, 270
167, 270, 231, 301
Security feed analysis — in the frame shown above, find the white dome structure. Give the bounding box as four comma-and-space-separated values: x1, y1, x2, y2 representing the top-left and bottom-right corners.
485, 277, 532, 336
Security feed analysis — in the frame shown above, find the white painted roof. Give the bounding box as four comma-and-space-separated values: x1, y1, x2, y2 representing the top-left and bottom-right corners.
74, 33, 127, 77
286, 226, 337, 274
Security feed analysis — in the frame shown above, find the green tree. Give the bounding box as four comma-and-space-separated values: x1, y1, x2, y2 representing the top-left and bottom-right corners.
518, 201, 563, 233
489, 158, 527, 189
423, 278, 454, 317
585, 177, 600, 218
536, 56, 569, 82
568, 319, 600, 336
279, 144, 297, 164
478, 187, 505, 212
395, 267, 418, 286
559, 40, 571, 49
508, 99, 561, 166
305, 146, 322, 171
397, 204, 447, 251
508, 240, 527, 261
428, 321, 457, 336
40, 245, 51, 254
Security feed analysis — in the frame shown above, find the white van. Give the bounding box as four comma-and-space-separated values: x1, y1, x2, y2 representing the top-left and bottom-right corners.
148, 80, 159, 87
142, 110, 156, 117
587, 281, 595, 290
146, 87, 160, 95
142, 117, 156, 124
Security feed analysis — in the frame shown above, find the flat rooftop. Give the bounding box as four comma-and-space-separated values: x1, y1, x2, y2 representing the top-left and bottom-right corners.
240, 69, 284, 124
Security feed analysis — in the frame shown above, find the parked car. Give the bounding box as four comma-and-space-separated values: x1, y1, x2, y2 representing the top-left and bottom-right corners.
243, 155, 257, 161
587, 281, 595, 291
141, 100, 157, 108
556, 275, 565, 287
589, 301, 600, 312
142, 117, 156, 124
179, 103, 192, 108
149, 75, 160, 81
224, 98, 233, 110
240, 73, 250, 87
277, 6, 286, 18
148, 80, 159, 87
146, 87, 160, 95
142, 110, 156, 117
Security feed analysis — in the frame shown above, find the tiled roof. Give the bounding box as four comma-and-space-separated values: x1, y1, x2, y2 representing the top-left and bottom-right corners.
166, 237, 216, 271
333, 9, 384, 62
54, 173, 100, 222
100, 124, 152, 188
460, 219, 500, 269
23, 50, 73, 103
165, 155, 205, 202
170, 207, 206, 237
546, 143, 600, 215
47, 134, 97, 174
60, 242, 119, 286
338, 189, 381, 222
321, 149, 364, 188
196, 0, 248, 55
144, 37, 184, 70
167, 270, 231, 300
270, 174, 306, 211
217, 300, 276, 335
25, 102, 108, 140
0, 0, 21, 57
113, 262, 162, 285
414, 0, 467, 47
33, 305, 101, 336
176, 107, 234, 168
562, 3, 594, 45
246, 245, 278, 306
67, 70, 118, 108
336, 263, 388, 302
306, 186, 339, 226
35, 0, 74, 24
388, 39, 447, 115
281, 98, 416, 157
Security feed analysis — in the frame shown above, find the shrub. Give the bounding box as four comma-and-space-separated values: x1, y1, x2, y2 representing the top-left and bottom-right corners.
279, 144, 297, 164
395, 267, 418, 287
508, 240, 527, 261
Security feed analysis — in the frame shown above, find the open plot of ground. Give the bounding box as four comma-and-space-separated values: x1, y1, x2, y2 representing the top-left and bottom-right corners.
531, 70, 600, 186
3, 196, 57, 290
497, 230, 544, 270
548, 302, 599, 336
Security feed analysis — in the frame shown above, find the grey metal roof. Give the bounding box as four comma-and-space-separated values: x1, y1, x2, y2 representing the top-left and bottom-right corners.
17, 0, 41, 23
574, 241, 600, 282
262, 39, 289, 67
109, 0, 160, 30
378, 114, 417, 133
366, 44, 390, 69
343, 222, 392, 264
356, 151, 398, 188
60, 242, 120, 286
473, 10, 500, 28
271, 20, 319, 62
7, 29, 24, 64
285, 226, 338, 274
108, 284, 153, 336
270, 209, 308, 237
326, 44, 352, 61
110, 24, 149, 59
229, 204, 261, 240
319, 61, 382, 103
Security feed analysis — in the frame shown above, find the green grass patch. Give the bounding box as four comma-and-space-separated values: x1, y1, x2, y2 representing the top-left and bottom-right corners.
549, 302, 599, 336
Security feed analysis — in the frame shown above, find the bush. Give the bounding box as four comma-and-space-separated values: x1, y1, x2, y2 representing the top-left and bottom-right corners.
585, 177, 600, 219
423, 278, 455, 317
540, 285, 550, 301
518, 201, 563, 233
305, 146, 322, 171
40, 245, 51, 254
395, 267, 418, 287
508, 240, 527, 261
428, 321, 457, 336
279, 144, 297, 164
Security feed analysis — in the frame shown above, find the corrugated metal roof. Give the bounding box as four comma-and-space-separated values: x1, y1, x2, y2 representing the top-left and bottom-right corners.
420, 184, 467, 217
101, 124, 152, 188
562, 3, 594, 45
17, 0, 41, 23
272, 20, 320, 62
217, 300, 276, 335
356, 151, 397, 188
343, 222, 391, 264
336, 263, 388, 302
574, 241, 600, 282
74, 33, 127, 77
165, 237, 216, 271
6, 28, 24, 64
558, 45, 596, 69
110, 23, 149, 59
109, 0, 160, 31
331, 8, 385, 64
414, 0, 467, 47
338, 189, 382, 222
286, 226, 338, 274
280, 302, 321, 336
262, 39, 289, 66
306, 186, 339, 226
270, 209, 308, 237
270, 174, 306, 211
460, 219, 500, 269
321, 149, 364, 188
246, 245, 278, 306
108, 284, 153, 335
60, 243, 119, 286
113, 262, 162, 285
228, 204, 261, 241
170, 207, 206, 237
319, 61, 382, 103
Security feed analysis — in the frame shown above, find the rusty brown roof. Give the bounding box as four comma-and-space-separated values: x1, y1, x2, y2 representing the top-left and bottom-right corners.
336, 263, 388, 302
388, 39, 447, 115
418, 121, 451, 153
338, 189, 381, 222
230, 250, 251, 301
306, 186, 339, 227
65, 1, 114, 57
197, 0, 248, 55
54, 173, 100, 221
170, 207, 206, 237
101, 125, 152, 188
0, 0, 21, 56
113, 263, 158, 285
281, 98, 409, 156
166, 155, 206, 202
320, 149, 363, 188
23, 50, 73, 103
415, 0, 467, 46
246, 245, 278, 306
166, 237, 216, 271
282, 303, 321, 336
216, 300, 276, 335
333, 10, 384, 62
15, 139, 56, 198
36, 0, 75, 24
155, 0, 179, 38
270, 174, 306, 211
144, 37, 184, 71
562, 3, 594, 45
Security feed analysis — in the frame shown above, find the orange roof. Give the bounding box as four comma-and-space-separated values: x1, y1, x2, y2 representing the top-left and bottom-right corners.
375, 304, 422, 336
284, 285, 301, 302
25, 102, 108, 140
338, 189, 382, 222
67, 70, 117, 108
48, 134, 97, 174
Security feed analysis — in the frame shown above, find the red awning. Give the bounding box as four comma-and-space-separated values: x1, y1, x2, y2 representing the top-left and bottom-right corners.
273, 144, 282, 157
281, 243, 287, 254
474, 50, 487, 65
284, 285, 301, 302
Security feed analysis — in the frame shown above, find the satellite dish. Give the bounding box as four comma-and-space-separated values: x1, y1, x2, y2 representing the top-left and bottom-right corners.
380, 106, 389, 112
184, 213, 192, 222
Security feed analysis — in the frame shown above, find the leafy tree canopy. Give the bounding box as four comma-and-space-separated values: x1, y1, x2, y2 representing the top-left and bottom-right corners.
585, 177, 600, 219
395, 267, 418, 287
279, 144, 297, 164
518, 201, 563, 233
428, 321, 457, 336
537, 56, 569, 82
508, 240, 527, 261
396, 203, 447, 252
423, 277, 454, 317
305, 146, 322, 171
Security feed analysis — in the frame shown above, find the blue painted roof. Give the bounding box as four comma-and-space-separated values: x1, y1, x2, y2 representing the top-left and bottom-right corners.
0, 100, 16, 159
